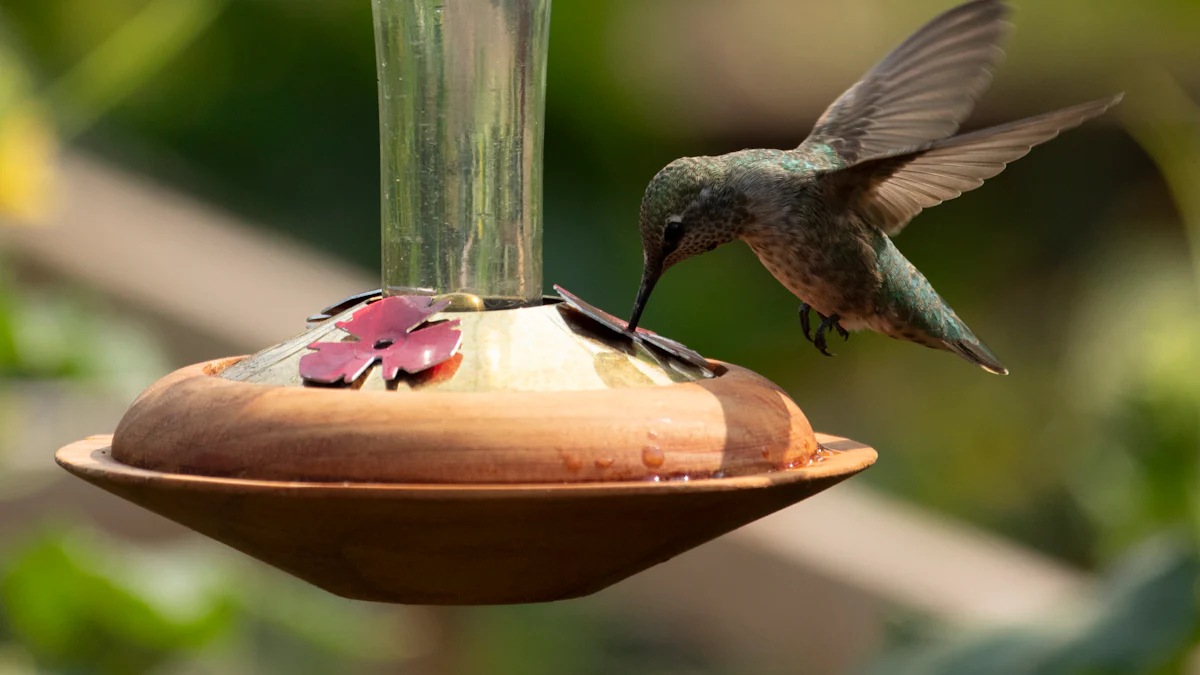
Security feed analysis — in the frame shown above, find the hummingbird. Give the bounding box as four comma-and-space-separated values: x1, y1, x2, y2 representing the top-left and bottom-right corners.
625, 0, 1121, 375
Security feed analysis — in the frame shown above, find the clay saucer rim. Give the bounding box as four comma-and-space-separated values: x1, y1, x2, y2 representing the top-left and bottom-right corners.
57, 435, 876, 499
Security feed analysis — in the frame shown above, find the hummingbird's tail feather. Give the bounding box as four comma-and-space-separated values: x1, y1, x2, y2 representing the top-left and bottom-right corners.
943, 336, 1008, 375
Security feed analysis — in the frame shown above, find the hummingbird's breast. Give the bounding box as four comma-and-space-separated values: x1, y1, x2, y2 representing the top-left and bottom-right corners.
741, 204, 883, 328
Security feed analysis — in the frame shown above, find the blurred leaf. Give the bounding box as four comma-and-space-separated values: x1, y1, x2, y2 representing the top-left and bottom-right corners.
0, 529, 236, 674
0, 271, 19, 373
1061, 238, 1200, 560
1106, 71, 1200, 554
0, 528, 423, 674
46, 0, 229, 138
1121, 69, 1200, 296
0, 268, 171, 392
0, 0, 229, 224
0, 42, 56, 225
863, 536, 1200, 675
239, 574, 424, 665
0, 104, 56, 223
461, 604, 729, 675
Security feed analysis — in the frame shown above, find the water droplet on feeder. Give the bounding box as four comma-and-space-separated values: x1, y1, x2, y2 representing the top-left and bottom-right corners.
642, 446, 664, 468
594, 458, 614, 469
562, 454, 583, 471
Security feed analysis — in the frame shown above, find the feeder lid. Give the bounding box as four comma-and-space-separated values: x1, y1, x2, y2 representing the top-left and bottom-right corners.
220, 291, 712, 393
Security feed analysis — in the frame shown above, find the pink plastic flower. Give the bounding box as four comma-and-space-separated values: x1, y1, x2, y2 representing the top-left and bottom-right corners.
300, 296, 462, 385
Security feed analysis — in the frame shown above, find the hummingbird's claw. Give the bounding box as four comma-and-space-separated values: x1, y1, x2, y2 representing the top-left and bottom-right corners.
798, 303, 814, 342
813, 313, 848, 357
802, 304, 849, 355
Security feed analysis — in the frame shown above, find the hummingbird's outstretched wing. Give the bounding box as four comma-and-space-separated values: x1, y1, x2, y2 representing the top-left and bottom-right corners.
826, 95, 1123, 236
798, 0, 1009, 165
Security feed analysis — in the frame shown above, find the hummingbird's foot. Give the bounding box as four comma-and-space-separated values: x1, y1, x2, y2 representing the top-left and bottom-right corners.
813, 314, 849, 356
834, 320, 850, 341
799, 303, 814, 342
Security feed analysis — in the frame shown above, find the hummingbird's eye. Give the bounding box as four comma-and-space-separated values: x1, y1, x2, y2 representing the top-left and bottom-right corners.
662, 219, 685, 253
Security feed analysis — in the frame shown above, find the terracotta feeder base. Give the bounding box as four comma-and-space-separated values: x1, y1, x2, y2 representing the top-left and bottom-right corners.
57, 433, 874, 605
54, 299, 876, 605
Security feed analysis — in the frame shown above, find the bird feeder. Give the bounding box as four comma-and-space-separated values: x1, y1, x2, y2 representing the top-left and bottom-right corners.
55, 0, 876, 605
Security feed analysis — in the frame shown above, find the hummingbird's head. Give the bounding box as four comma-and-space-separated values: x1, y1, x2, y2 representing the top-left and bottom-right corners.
628, 157, 740, 331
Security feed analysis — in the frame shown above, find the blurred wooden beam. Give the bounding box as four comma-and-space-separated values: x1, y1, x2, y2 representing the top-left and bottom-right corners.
585, 484, 1090, 674
0, 152, 374, 354
732, 484, 1089, 625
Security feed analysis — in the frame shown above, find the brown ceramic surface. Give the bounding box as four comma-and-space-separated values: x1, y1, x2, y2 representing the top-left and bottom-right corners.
58, 435, 875, 605
112, 358, 821, 483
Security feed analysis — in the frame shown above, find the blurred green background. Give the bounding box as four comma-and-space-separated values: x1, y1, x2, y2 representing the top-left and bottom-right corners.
0, 0, 1198, 673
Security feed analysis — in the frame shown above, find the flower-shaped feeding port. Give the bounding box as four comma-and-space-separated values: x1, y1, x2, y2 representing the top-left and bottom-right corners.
53, 0, 877, 606
299, 296, 462, 385
554, 285, 713, 374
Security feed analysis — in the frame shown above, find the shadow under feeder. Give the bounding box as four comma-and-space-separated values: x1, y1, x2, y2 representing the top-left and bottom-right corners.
54, 0, 876, 605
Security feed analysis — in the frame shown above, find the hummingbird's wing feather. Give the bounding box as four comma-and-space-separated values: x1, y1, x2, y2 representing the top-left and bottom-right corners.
798, 0, 1009, 165
829, 95, 1122, 236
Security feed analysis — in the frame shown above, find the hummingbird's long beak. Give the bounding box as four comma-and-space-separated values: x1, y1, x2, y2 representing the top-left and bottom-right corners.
627, 261, 662, 332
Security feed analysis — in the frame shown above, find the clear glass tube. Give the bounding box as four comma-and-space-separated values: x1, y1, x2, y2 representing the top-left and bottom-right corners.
373, 0, 549, 308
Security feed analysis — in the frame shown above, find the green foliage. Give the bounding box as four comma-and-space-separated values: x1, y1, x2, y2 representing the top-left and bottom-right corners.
0, 0, 229, 142
863, 537, 1200, 675
0, 528, 420, 675
0, 269, 170, 391
0, 530, 236, 674
461, 604, 728, 675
